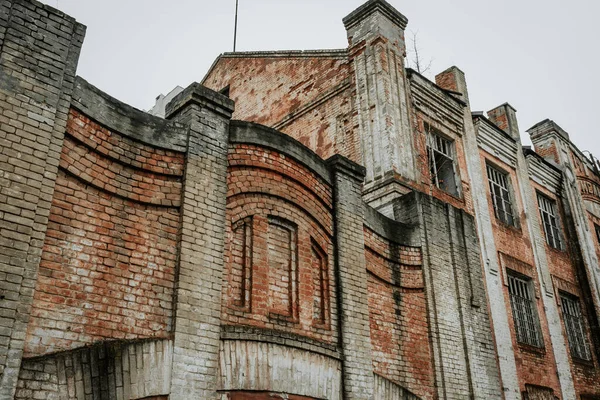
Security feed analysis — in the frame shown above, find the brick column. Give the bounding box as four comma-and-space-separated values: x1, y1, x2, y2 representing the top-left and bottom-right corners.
327, 155, 374, 399
165, 84, 234, 399
0, 1, 84, 397
344, 0, 416, 185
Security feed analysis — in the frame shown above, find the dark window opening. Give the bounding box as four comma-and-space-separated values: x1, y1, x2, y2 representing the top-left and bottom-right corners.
427, 129, 459, 196
487, 164, 516, 226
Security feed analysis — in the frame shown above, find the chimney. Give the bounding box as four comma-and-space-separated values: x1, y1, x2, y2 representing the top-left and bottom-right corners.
343, 0, 415, 184
344, 0, 408, 52
526, 119, 570, 165
487, 103, 520, 141
435, 66, 470, 106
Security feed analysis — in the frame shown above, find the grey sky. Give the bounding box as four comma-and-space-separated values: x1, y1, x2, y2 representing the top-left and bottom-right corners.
43, 0, 599, 156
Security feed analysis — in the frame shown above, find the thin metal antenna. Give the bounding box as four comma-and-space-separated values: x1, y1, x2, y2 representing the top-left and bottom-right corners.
233, 0, 239, 52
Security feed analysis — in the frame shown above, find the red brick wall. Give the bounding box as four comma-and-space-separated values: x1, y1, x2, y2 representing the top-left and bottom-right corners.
203, 55, 357, 161
24, 109, 184, 356
535, 140, 560, 164
533, 180, 600, 396
480, 151, 562, 395
413, 112, 474, 215
364, 227, 433, 400
222, 143, 336, 344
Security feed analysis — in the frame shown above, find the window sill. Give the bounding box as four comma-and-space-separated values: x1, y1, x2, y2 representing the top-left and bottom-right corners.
268, 312, 299, 326
518, 343, 546, 357
495, 219, 522, 233
572, 356, 595, 368
431, 186, 463, 202
546, 245, 567, 255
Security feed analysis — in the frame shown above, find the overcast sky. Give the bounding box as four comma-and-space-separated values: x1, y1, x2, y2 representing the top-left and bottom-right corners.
42, 0, 599, 155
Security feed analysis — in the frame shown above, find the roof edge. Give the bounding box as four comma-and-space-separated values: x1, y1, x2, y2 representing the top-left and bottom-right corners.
343, 0, 408, 30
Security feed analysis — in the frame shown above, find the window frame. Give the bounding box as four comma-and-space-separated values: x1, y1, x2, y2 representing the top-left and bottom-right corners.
507, 272, 543, 348
595, 224, 600, 244
486, 163, 517, 227
559, 292, 592, 361
536, 193, 564, 251
426, 127, 460, 197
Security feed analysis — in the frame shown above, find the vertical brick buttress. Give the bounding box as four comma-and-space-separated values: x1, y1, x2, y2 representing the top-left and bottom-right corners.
328, 155, 375, 399
0, 1, 84, 397
165, 84, 234, 399
395, 192, 502, 399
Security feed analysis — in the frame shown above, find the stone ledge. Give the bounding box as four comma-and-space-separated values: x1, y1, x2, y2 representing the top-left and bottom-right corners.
343, 0, 408, 30
364, 204, 419, 247
230, 120, 333, 185
72, 76, 188, 152
220, 325, 341, 360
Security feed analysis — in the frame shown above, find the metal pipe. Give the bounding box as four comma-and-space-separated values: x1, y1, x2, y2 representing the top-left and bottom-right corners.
233, 0, 239, 52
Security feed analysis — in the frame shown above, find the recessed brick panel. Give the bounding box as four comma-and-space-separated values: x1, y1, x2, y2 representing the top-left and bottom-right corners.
267, 217, 298, 320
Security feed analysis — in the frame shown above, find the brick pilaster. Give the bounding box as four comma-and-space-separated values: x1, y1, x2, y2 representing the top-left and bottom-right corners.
0, 1, 85, 397
327, 155, 374, 399
165, 83, 234, 399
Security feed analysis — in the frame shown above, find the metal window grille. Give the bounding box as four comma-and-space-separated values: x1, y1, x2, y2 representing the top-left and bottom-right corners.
507, 274, 542, 347
560, 294, 592, 360
486, 164, 515, 226
427, 131, 459, 196
537, 194, 564, 250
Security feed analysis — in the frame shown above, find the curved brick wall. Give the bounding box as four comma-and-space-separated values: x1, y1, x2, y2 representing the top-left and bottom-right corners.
363, 222, 433, 400
222, 123, 337, 351
16, 339, 172, 400
24, 83, 185, 356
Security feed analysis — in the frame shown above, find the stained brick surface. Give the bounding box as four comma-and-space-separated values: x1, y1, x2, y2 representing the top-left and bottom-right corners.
4, 0, 600, 399
21, 106, 183, 357
203, 54, 358, 162
364, 227, 433, 399
0, 0, 85, 396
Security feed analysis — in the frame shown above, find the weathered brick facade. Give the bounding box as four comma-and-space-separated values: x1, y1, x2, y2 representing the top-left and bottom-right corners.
1, 0, 600, 399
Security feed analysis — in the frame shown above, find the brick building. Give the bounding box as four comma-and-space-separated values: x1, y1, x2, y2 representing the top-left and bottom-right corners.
0, 0, 599, 399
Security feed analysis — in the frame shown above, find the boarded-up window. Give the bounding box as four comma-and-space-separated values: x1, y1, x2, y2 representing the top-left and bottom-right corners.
230, 217, 253, 310
560, 293, 591, 360
268, 217, 298, 319
508, 273, 543, 347
311, 241, 329, 326
522, 384, 555, 400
